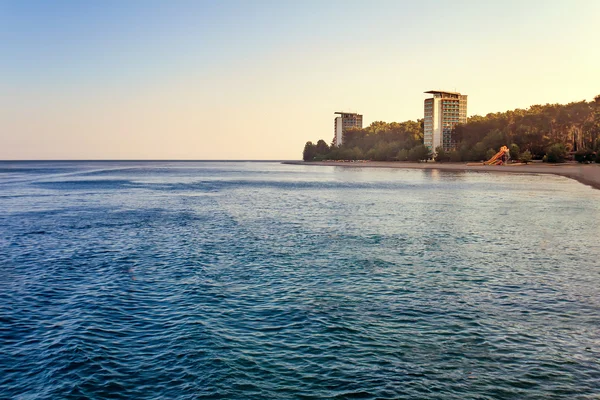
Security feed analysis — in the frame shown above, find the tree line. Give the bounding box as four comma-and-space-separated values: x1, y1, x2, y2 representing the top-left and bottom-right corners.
303, 95, 600, 163
303, 120, 432, 162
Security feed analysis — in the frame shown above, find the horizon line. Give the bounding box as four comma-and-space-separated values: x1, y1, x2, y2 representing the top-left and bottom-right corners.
0, 159, 298, 162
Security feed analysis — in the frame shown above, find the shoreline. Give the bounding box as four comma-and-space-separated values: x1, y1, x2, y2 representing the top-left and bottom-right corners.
283, 161, 600, 191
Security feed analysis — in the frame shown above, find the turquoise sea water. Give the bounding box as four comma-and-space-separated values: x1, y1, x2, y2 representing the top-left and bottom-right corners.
1, 161, 600, 399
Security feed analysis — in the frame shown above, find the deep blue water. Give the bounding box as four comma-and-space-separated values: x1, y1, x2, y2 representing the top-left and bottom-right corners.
1, 161, 600, 399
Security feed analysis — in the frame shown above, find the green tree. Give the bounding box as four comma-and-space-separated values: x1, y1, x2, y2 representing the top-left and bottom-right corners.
486, 148, 497, 161
303, 142, 316, 161
458, 144, 471, 162
575, 149, 588, 163
434, 146, 450, 162
520, 150, 532, 164
351, 146, 364, 160
365, 148, 376, 160
449, 150, 462, 162
546, 143, 567, 163
471, 142, 488, 161
396, 149, 409, 161
481, 129, 507, 152
509, 143, 520, 162
408, 145, 432, 161
315, 140, 330, 155
372, 142, 390, 161
575, 149, 596, 163
327, 146, 341, 160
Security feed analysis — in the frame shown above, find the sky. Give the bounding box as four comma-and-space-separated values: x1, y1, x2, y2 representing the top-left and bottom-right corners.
1, 0, 599, 160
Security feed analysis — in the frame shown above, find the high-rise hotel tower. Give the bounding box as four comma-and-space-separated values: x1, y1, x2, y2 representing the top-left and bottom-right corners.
423, 91, 467, 152
333, 112, 363, 147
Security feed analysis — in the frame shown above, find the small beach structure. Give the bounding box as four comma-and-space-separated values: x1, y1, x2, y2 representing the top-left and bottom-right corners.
483, 146, 510, 165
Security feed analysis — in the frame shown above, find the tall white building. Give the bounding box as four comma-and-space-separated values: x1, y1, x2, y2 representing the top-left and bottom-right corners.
333, 112, 363, 147
423, 91, 467, 152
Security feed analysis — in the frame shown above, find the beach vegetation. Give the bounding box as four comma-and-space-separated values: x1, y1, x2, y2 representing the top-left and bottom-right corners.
303, 141, 316, 161
520, 150, 532, 164
408, 145, 432, 161
509, 143, 520, 161
315, 140, 330, 155
454, 98, 600, 159
546, 144, 567, 163
449, 150, 462, 162
574, 149, 596, 163
396, 149, 409, 161
434, 147, 450, 162
303, 140, 332, 161
303, 95, 600, 163
486, 148, 497, 161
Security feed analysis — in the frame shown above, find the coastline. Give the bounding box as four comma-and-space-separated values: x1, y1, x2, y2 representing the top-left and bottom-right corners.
283, 161, 600, 191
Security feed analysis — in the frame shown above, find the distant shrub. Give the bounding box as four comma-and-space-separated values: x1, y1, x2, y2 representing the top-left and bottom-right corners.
434, 146, 450, 162
449, 150, 462, 162
350, 147, 364, 160
408, 145, 432, 162
520, 150, 532, 164
396, 149, 409, 161
546, 143, 567, 163
575, 149, 595, 163
587, 151, 596, 163
365, 148, 376, 160
509, 143, 520, 162
458, 145, 472, 162
470, 142, 488, 161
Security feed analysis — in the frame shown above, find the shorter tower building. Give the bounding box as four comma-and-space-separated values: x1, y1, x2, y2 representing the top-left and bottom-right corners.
423, 91, 467, 153
333, 112, 363, 147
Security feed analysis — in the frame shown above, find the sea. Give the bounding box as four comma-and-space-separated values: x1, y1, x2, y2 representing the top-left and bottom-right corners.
1, 161, 600, 399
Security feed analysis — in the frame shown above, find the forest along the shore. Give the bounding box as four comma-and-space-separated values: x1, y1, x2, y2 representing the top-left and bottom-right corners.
303, 96, 600, 164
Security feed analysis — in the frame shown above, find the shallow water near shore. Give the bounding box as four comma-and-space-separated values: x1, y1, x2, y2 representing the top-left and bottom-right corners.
1, 161, 600, 399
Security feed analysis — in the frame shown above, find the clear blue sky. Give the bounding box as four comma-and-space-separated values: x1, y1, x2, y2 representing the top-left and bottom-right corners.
1, 0, 599, 159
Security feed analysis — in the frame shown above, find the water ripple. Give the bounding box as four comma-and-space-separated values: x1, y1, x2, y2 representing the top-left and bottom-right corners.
1, 161, 600, 399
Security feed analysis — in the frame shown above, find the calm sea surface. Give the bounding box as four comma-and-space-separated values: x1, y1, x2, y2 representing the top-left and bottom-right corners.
1, 161, 600, 399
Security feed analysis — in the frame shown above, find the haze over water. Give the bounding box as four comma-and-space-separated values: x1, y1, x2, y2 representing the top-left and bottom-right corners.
1, 161, 600, 399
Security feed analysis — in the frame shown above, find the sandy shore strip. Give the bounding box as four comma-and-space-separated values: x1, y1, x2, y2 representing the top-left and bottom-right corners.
283, 161, 600, 191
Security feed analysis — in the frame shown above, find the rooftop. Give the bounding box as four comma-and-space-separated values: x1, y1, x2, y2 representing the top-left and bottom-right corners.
334, 112, 362, 116
424, 90, 463, 96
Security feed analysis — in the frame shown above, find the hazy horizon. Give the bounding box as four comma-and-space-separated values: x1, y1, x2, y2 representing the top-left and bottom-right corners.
2, 0, 599, 160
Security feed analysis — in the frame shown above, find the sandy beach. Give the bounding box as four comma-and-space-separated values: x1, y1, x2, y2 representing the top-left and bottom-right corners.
283, 161, 600, 191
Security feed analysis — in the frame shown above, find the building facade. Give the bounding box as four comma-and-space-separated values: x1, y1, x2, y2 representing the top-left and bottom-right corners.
333, 112, 363, 147
423, 91, 467, 153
